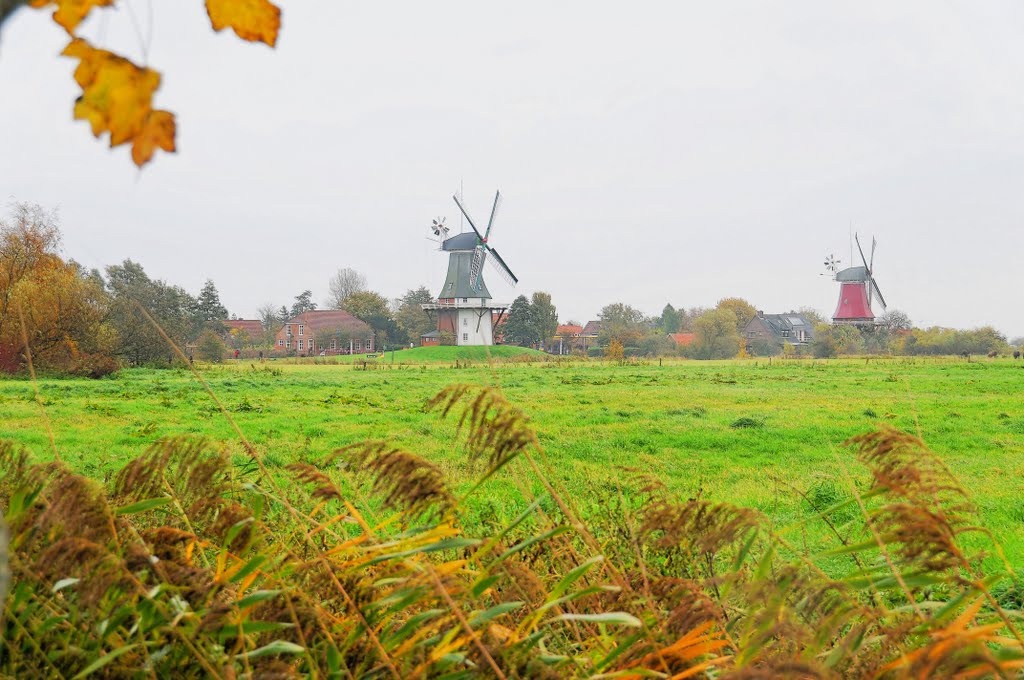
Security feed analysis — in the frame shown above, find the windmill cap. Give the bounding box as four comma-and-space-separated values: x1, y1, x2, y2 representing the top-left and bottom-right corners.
835, 265, 869, 282
442, 232, 480, 251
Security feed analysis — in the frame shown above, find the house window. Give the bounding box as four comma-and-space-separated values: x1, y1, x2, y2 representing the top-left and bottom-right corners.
286, 326, 292, 336
797, 330, 806, 342
298, 325, 304, 336
355, 340, 361, 351
747, 331, 756, 339
463, 333, 468, 342
298, 339, 304, 350
781, 330, 790, 338
286, 339, 291, 348
462, 297, 468, 302
278, 340, 284, 347
331, 339, 336, 350
463, 317, 467, 326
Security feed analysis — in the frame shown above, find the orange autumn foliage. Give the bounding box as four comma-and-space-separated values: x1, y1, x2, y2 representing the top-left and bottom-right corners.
28, 0, 282, 167
28, 0, 112, 34
62, 39, 177, 166
205, 0, 281, 47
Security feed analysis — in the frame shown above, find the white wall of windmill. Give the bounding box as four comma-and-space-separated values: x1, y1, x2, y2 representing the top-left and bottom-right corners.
456, 308, 494, 346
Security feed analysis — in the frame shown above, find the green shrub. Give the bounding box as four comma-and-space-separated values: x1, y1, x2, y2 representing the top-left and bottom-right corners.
66, 352, 119, 379
197, 330, 227, 362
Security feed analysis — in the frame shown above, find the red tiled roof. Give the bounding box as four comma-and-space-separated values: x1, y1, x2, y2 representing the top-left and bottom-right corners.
556, 324, 583, 335
669, 333, 696, 346
287, 310, 372, 335
223, 320, 263, 336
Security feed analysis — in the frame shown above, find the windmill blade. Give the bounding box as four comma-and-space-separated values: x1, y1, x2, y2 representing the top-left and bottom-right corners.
484, 190, 502, 240
452, 194, 485, 241
870, 237, 877, 271
854, 233, 872, 273
468, 246, 485, 289
869, 277, 887, 311
484, 246, 518, 285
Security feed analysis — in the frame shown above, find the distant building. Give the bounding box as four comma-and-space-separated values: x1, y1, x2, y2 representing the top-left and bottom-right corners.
668, 332, 696, 347
552, 324, 584, 354
274, 310, 375, 355
420, 330, 441, 347
577, 320, 603, 351
582, 320, 603, 338
743, 311, 814, 354
222, 319, 264, 347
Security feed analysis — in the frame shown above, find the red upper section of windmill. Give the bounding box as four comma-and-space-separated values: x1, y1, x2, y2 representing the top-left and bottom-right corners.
833, 282, 874, 320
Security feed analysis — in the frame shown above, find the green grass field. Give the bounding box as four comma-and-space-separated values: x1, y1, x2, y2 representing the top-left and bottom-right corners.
2, 353, 1023, 564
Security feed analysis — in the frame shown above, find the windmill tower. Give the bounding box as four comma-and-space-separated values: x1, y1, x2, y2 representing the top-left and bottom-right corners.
421, 191, 518, 346
829, 234, 887, 326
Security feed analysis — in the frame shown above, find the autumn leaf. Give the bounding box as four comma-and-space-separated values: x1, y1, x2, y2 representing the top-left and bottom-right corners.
62, 39, 176, 167
29, 0, 113, 34
205, 0, 281, 47
132, 110, 177, 166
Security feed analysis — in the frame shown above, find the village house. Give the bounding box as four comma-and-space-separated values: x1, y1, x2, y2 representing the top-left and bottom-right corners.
743, 311, 814, 354
275, 310, 375, 355
577, 320, 602, 351
668, 332, 696, 348
222, 319, 264, 348
552, 324, 584, 354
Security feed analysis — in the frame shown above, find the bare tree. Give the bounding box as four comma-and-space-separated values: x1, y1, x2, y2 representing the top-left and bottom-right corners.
326, 268, 367, 309
878, 309, 912, 331
257, 302, 281, 345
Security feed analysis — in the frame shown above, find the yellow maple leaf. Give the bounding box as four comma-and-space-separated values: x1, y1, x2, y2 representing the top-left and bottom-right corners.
132, 110, 177, 166
205, 0, 281, 47
62, 39, 176, 167
29, 0, 113, 35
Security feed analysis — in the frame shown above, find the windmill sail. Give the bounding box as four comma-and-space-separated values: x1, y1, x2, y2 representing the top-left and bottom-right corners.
869, 278, 887, 311
485, 247, 518, 285
485, 190, 501, 239
453, 194, 484, 240
469, 247, 486, 289
854, 234, 873, 305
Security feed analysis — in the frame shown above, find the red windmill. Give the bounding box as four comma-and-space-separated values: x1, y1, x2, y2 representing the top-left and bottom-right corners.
829, 234, 887, 325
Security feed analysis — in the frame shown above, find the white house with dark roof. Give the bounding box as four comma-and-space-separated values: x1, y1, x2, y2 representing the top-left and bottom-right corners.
743, 311, 815, 353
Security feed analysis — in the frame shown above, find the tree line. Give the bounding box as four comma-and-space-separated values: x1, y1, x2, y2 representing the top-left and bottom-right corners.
500, 294, 1015, 360
2, 203, 1018, 374
0, 205, 438, 372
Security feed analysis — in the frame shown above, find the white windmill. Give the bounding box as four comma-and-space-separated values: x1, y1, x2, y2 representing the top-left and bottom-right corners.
420, 191, 518, 346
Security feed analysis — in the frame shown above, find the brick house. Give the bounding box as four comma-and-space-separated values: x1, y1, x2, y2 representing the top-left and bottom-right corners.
743, 311, 814, 354
275, 310, 375, 355
222, 319, 264, 348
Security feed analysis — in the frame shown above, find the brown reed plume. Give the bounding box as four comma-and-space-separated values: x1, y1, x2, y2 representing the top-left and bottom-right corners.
334, 441, 454, 518
427, 384, 536, 478
846, 426, 975, 574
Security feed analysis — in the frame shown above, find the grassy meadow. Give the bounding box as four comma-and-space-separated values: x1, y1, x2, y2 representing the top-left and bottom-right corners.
2, 352, 1023, 566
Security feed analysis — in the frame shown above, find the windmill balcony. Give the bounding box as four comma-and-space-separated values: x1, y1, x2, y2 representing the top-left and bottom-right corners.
421, 299, 510, 310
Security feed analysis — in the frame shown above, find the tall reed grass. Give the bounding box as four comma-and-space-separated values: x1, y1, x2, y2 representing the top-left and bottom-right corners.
2, 377, 1023, 678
